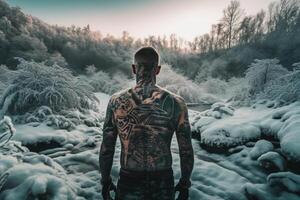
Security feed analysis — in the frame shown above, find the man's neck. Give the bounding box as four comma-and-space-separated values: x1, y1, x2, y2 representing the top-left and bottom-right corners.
136, 75, 156, 87
134, 75, 156, 100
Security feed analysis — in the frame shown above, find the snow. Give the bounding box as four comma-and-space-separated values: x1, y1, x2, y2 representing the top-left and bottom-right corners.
249, 140, 274, 160
268, 172, 300, 193
258, 152, 286, 172
94, 92, 110, 112
0, 116, 16, 147
1, 93, 300, 199
0, 154, 76, 200
201, 122, 261, 149
12, 123, 85, 147
192, 101, 300, 162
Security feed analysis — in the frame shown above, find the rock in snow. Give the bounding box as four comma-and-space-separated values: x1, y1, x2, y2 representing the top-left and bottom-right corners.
258, 151, 286, 172
249, 140, 274, 160
192, 102, 300, 163
201, 122, 261, 149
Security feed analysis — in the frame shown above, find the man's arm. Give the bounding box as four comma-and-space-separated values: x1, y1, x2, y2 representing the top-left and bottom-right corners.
175, 98, 194, 184
99, 98, 118, 183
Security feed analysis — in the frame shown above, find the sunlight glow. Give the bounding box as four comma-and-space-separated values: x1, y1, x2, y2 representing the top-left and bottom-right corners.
8, 0, 277, 41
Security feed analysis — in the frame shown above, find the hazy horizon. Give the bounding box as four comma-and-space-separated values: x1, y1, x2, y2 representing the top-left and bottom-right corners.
7, 0, 277, 41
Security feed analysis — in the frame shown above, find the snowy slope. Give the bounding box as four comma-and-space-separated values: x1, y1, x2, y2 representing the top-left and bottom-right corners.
0, 93, 300, 200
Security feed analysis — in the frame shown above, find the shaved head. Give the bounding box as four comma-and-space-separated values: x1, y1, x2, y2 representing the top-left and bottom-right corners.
132, 46, 161, 86
134, 47, 160, 69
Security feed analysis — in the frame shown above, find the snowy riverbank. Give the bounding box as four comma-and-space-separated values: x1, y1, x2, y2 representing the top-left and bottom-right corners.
0, 93, 300, 199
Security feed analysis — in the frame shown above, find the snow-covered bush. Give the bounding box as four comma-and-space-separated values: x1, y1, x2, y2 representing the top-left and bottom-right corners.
199, 78, 228, 96
0, 65, 17, 97
245, 59, 289, 95
199, 77, 251, 104
158, 64, 217, 103
0, 116, 15, 147
0, 81, 6, 97
80, 70, 128, 95
227, 77, 252, 105
260, 69, 300, 104
0, 59, 99, 116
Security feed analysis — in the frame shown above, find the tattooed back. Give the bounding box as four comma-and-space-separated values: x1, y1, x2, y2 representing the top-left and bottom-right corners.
108, 85, 189, 171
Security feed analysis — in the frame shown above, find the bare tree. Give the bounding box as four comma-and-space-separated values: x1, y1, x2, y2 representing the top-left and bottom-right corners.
221, 0, 244, 48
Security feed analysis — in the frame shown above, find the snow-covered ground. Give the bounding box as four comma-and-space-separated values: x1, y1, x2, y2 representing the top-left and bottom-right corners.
0, 93, 300, 200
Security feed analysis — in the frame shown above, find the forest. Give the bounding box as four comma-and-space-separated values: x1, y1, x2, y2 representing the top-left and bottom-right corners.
0, 0, 300, 199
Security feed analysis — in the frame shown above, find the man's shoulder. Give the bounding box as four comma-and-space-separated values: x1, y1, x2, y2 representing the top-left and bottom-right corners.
157, 86, 186, 106
110, 87, 131, 101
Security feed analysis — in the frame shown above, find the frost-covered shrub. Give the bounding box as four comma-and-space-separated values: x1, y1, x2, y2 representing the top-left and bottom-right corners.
199, 78, 228, 96
0, 65, 17, 96
158, 64, 217, 103
198, 77, 251, 103
80, 70, 129, 95
10, 106, 101, 129
227, 77, 252, 104
260, 69, 300, 104
0, 59, 99, 116
0, 81, 6, 97
245, 59, 289, 95
0, 116, 15, 147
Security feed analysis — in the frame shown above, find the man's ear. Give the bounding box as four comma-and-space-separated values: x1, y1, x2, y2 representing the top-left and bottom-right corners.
155, 65, 161, 75
132, 64, 136, 74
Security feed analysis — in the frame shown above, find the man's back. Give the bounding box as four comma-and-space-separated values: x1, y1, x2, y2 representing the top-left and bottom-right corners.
109, 85, 188, 171
99, 47, 193, 200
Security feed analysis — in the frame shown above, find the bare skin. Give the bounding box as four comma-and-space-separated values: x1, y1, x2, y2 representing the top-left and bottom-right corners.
99, 63, 194, 184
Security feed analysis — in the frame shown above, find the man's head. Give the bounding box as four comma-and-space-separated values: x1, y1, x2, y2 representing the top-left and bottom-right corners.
132, 47, 161, 81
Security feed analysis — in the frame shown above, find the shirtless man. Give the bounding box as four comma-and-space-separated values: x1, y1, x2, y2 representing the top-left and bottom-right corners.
99, 47, 194, 200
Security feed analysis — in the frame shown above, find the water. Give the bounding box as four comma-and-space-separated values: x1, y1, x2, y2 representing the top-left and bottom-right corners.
187, 103, 212, 112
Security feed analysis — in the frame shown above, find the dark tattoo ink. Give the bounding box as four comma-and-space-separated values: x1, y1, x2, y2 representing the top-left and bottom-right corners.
99, 64, 194, 183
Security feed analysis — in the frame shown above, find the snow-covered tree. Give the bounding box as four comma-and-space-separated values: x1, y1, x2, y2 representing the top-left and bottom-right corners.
262, 69, 300, 103
245, 59, 289, 94
0, 59, 99, 116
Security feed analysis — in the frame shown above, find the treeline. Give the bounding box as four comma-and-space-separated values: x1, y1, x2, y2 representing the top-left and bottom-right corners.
171, 0, 300, 80
0, 0, 187, 76
0, 0, 299, 81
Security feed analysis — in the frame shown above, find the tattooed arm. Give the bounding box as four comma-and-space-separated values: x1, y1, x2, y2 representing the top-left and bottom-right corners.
99, 98, 118, 183
175, 98, 194, 185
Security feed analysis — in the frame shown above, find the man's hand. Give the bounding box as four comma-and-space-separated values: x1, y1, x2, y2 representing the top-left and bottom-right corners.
175, 178, 191, 200
101, 178, 117, 200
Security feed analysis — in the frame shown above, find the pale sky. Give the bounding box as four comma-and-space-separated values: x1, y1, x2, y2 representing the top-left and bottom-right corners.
7, 0, 278, 41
